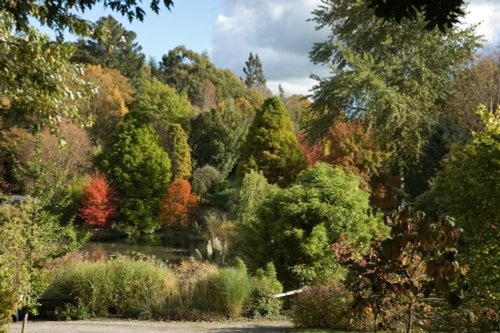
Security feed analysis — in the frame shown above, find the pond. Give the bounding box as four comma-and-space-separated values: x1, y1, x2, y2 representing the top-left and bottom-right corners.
82, 232, 206, 263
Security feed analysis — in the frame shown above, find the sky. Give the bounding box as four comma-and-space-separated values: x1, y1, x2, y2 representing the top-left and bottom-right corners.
40, 0, 500, 96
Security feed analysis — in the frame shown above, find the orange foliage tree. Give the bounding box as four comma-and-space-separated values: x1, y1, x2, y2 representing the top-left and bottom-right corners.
160, 179, 199, 230
80, 172, 118, 229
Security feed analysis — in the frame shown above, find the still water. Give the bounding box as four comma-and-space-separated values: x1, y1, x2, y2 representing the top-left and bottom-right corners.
82, 233, 205, 263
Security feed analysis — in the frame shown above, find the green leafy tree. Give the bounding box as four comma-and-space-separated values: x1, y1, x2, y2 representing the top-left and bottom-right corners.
191, 165, 223, 203
308, 0, 478, 181
243, 52, 266, 89
2, 0, 174, 36
229, 171, 278, 270
101, 111, 172, 234
132, 76, 196, 131
158, 46, 251, 111
237, 97, 307, 186
0, 14, 95, 132
72, 16, 146, 80
167, 123, 192, 180
1, 142, 85, 333
190, 102, 251, 177
259, 163, 387, 288
432, 105, 500, 310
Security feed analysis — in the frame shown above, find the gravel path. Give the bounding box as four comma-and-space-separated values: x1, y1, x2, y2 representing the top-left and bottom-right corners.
10, 319, 294, 333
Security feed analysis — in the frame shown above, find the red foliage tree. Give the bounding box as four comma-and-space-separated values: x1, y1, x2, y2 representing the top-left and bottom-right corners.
80, 172, 118, 229
297, 132, 323, 166
160, 179, 199, 230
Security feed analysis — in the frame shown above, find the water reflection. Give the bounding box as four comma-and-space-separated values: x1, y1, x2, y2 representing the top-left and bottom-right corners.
82, 232, 204, 263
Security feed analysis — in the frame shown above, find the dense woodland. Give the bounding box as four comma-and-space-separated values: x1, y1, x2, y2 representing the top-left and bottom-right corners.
0, 1, 499, 332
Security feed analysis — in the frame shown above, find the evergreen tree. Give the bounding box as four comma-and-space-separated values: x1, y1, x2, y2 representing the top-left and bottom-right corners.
243, 52, 266, 89
167, 123, 192, 180
237, 97, 307, 186
101, 111, 171, 234
190, 102, 251, 177
72, 16, 146, 80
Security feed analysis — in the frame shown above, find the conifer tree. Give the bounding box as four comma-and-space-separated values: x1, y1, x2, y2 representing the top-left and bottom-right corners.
243, 52, 266, 89
167, 123, 192, 180
101, 111, 172, 234
237, 97, 307, 186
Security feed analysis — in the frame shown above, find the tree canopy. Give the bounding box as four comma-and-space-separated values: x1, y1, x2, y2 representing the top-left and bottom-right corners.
308, 0, 478, 177
238, 97, 307, 186
366, 0, 465, 31
101, 111, 172, 234
1, 0, 174, 36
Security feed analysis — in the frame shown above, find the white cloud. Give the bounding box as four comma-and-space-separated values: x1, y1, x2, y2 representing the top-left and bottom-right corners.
209, 0, 328, 96
462, 0, 500, 44
209, 0, 500, 96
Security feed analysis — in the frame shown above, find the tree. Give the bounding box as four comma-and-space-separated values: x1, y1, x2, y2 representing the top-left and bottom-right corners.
79, 172, 118, 229
243, 52, 266, 89
191, 165, 223, 202
13, 121, 93, 192
321, 121, 390, 183
259, 163, 387, 289
366, 0, 465, 31
297, 132, 323, 166
237, 97, 307, 186
308, 0, 478, 181
2, 0, 174, 36
167, 124, 192, 180
445, 50, 500, 136
190, 102, 251, 177
333, 209, 467, 333
0, 14, 95, 132
229, 171, 278, 270
0, 142, 85, 333
72, 16, 146, 80
431, 105, 500, 311
132, 76, 196, 131
159, 179, 199, 231
101, 111, 172, 234
158, 46, 251, 111
81, 65, 133, 144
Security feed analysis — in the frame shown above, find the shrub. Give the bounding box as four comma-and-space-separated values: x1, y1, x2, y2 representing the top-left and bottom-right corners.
170, 259, 218, 310
246, 262, 283, 318
291, 284, 364, 330
192, 265, 251, 318
44, 256, 177, 319
191, 165, 222, 201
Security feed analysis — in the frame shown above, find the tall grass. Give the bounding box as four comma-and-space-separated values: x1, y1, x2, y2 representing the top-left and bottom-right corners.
193, 266, 251, 318
44, 256, 176, 319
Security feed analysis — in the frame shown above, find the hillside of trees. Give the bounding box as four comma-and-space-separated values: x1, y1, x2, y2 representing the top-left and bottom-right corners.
0, 2, 498, 332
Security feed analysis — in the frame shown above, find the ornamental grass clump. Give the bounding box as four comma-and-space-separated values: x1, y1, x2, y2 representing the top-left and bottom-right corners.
44, 256, 177, 319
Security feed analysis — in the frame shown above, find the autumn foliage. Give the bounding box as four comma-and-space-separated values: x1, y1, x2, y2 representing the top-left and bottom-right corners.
80, 172, 118, 229
297, 132, 323, 166
160, 179, 199, 230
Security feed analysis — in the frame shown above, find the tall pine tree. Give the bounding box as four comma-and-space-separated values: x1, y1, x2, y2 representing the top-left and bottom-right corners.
243, 52, 266, 89
237, 97, 307, 186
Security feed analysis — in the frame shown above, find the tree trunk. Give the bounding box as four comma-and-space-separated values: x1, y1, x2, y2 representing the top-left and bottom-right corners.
20, 311, 28, 333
